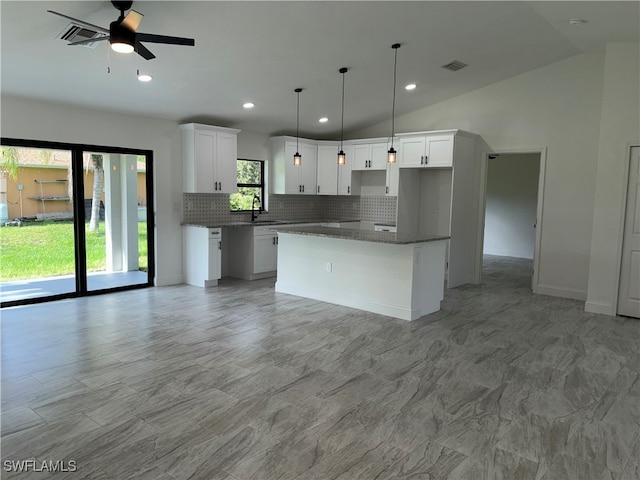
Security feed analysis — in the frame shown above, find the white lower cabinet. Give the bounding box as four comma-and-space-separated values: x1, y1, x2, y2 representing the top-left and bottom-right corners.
183, 227, 222, 287
253, 228, 278, 274
227, 226, 278, 280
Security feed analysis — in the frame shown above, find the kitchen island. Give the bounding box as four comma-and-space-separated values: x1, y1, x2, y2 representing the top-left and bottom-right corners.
275, 225, 449, 321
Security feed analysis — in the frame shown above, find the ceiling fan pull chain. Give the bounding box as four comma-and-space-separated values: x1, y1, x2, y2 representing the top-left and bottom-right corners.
107, 42, 111, 74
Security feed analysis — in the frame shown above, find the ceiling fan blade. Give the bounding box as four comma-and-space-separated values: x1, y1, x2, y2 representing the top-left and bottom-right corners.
136, 33, 195, 46
67, 36, 110, 46
47, 10, 109, 34
121, 10, 143, 31
135, 42, 156, 60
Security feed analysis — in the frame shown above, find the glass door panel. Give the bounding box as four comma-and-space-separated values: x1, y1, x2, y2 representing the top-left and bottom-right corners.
84, 152, 149, 292
0, 146, 77, 303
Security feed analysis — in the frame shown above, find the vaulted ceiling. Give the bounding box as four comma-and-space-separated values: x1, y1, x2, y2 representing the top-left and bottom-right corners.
1, 1, 638, 139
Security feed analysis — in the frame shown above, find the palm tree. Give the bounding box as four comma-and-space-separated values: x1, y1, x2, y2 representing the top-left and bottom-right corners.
89, 154, 103, 232
0, 147, 19, 180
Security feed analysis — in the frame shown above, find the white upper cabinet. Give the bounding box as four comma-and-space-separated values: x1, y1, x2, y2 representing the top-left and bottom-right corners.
181, 123, 240, 193
272, 137, 317, 195
352, 143, 388, 170
399, 132, 455, 168
317, 143, 338, 195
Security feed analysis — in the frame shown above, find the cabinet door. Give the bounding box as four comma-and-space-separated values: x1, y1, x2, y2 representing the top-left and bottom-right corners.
194, 130, 216, 192
300, 142, 317, 195
352, 144, 370, 170
370, 143, 388, 170
209, 237, 222, 280
386, 163, 399, 196
425, 135, 454, 168
284, 142, 302, 194
317, 145, 338, 195
338, 145, 353, 195
254, 234, 277, 273
399, 137, 426, 167
216, 132, 238, 193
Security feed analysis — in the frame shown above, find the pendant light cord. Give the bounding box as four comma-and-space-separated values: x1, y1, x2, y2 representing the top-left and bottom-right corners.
340, 68, 346, 150
391, 44, 400, 148
296, 90, 300, 153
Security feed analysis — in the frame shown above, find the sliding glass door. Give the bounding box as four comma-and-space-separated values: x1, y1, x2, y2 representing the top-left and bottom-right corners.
0, 139, 154, 307
0, 145, 78, 302
83, 151, 149, 292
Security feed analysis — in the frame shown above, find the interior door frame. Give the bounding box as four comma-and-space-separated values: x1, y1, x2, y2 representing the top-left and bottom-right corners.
615, 143, 640, 315
0, 136, 155, 307
475, 147, 547, 290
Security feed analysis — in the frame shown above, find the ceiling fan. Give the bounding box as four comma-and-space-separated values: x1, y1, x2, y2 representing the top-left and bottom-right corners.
48, 1, 195, 60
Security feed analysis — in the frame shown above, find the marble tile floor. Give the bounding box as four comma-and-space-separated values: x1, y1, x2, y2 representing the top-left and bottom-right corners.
1, 255, 638, 480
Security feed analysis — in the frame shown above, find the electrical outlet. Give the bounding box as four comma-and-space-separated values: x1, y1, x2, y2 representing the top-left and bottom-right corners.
326, 262, 332, 273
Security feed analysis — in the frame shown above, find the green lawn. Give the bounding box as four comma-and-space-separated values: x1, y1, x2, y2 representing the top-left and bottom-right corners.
0, 221, 148, 281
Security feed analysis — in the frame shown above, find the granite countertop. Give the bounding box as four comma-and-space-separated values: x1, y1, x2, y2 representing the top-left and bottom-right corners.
181, 219, 359, 228
276, 225, 449, 245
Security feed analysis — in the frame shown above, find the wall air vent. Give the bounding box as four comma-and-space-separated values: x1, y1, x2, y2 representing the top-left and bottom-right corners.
441, 60, 468, 72
57, 23, 104, 49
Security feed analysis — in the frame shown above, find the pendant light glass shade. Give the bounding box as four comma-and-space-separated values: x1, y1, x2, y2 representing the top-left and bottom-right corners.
387, 147, 397, 164
294, 88, 303, 166
338, 67, 348, 166
388, 44, 401, 164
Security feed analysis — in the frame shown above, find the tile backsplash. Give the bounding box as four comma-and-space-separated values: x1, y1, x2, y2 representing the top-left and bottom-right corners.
183, 193, 396, 225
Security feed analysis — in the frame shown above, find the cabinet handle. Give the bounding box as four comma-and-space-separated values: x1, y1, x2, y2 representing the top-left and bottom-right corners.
272, 237, 275, 245
276, 237, 279, 245
317, 185, 320, 193
347, 186, 350, 194
424, 155, 428, 165
386, 186, 389, 194
219, 181, 222, 189
420, 156, 424, 165
299, 185, 302, 193
302, 185, 305, 193
218, 241, 221, 250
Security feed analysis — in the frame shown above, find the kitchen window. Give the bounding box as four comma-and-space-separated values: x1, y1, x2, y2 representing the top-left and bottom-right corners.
230, 159, 264, 211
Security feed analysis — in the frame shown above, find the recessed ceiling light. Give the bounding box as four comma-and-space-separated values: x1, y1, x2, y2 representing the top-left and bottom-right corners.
138, 74, 152, 82
243, 102, 255, 109
569, 18, 586, 26
319, 117, 329, 123
405, 83, 416, 91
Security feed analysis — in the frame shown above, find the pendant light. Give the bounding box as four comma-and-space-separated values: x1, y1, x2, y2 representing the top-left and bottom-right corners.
293, 88, 303, 166
337, 67, 348, 166
388, 44, 401, 164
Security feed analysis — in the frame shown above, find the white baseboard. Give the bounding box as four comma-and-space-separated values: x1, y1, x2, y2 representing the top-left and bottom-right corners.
533, 283, 587, 301
584, 300, 616, 316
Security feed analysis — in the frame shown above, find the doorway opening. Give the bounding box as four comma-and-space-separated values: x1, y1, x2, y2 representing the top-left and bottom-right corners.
479, 150, 545, 289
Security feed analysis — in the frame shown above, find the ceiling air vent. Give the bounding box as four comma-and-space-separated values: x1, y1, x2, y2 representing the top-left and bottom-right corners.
441, 60, 468, 72
57, 23, 104, 49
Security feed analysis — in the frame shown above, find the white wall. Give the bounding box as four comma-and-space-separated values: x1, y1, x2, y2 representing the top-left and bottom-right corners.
0, 95, 184, 286
484, 153, 540, 259
586, 43, 640, 315
351, 52, 606, 300
237, 131, 270, 161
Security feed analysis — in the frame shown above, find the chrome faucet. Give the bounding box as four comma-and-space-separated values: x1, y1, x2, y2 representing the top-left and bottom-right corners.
251, 194, 261, 222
